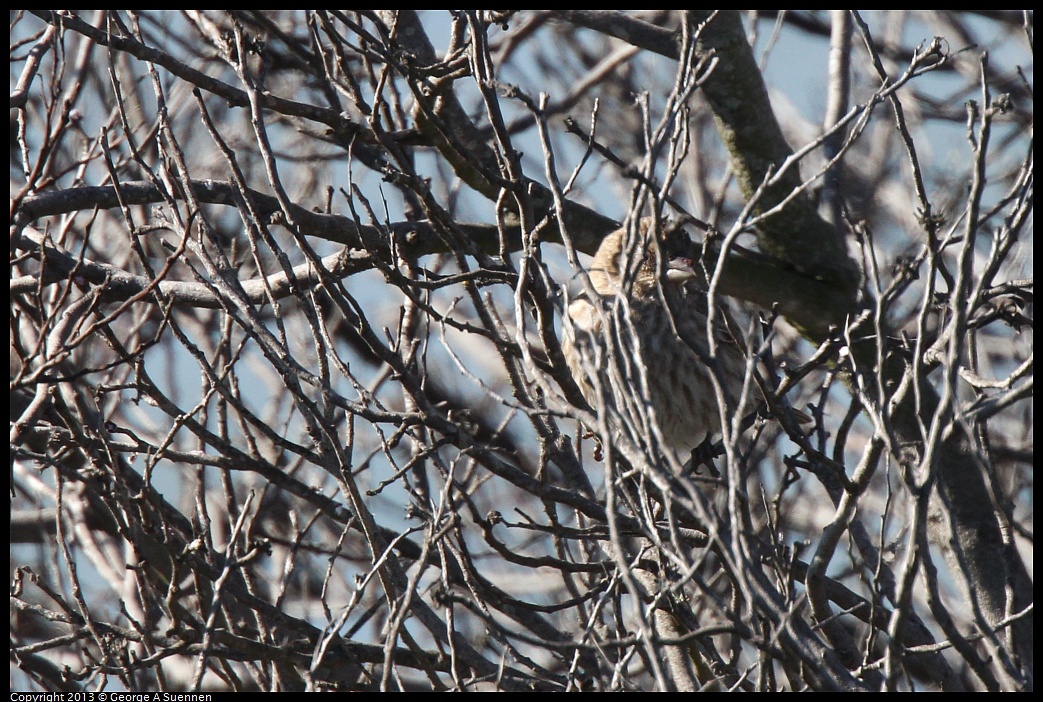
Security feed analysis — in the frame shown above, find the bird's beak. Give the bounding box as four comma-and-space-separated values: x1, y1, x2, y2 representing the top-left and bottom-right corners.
567, 297, 600, 334
665, 257, 697, 284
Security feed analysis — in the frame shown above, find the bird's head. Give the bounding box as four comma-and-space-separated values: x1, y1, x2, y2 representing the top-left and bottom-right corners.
588, 218, 699, 300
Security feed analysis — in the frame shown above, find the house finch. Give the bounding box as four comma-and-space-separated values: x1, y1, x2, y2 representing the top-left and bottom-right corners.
561, 219, 760, 462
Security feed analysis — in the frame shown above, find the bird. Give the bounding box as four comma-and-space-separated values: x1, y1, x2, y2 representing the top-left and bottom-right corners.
561, 218, 768, 465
